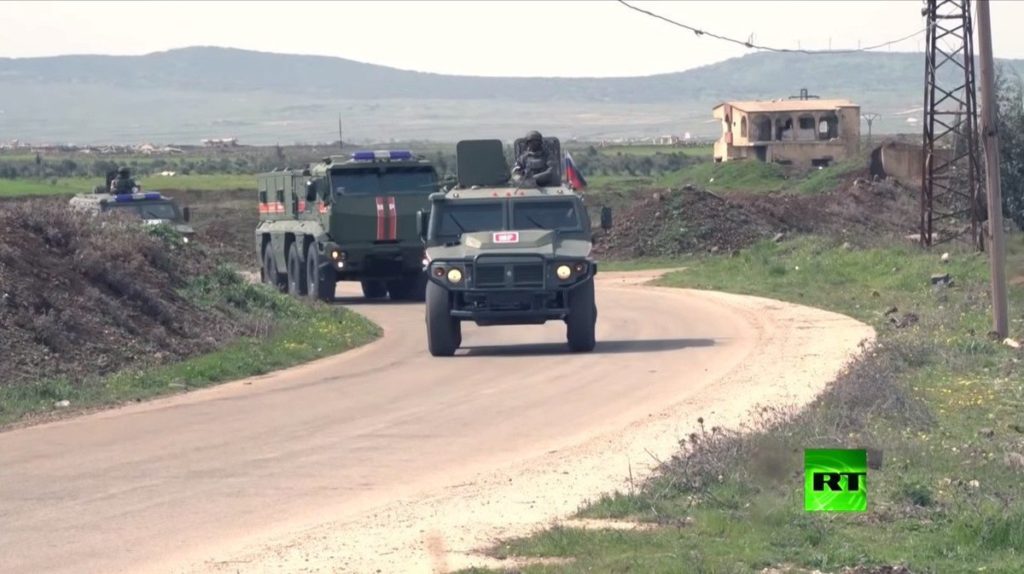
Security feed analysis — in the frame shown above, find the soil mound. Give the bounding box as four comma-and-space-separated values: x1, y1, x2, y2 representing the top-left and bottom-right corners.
0, 201, 242, 388
593, 176, 920, 258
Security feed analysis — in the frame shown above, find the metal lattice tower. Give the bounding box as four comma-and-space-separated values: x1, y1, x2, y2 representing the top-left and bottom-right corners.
920, 0, 983, 248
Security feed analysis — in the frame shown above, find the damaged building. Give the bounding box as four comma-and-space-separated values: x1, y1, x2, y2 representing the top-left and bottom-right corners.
712, 98, 860, 168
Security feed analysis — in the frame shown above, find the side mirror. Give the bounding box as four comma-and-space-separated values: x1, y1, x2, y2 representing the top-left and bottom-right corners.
416, 210, 429, 241
600, 206, 612, 230
182, 207, 192, 222
305, 180, 317, 203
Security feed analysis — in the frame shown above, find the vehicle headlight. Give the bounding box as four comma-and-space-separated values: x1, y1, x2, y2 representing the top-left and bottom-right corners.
182, 236, 189, 244
556, 264, 572, 280
446, 268, 463, 283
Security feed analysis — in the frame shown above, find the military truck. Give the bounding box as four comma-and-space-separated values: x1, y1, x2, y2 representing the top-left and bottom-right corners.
256, 149, 439, 302
69, 186, 195, 242
417, 137, 612, 357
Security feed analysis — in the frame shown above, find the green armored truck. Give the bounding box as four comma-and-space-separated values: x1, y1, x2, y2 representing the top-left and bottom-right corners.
417, 138, 612, 357
256, 149, 438, 302
69, 187, 195, 242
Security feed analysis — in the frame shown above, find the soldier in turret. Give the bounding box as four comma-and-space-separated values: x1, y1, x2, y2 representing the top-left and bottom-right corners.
512, 130, 556, 187
109, 167, 139, 195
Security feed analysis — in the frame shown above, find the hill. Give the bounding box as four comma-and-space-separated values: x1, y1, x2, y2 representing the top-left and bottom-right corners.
1, 47, 1021, 144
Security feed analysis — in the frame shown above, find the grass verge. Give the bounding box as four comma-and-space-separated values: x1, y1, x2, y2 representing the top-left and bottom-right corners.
462, 236, 1024, 574
0, 266, 380, 427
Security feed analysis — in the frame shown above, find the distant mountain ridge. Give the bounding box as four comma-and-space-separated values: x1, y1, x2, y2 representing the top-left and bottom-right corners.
0, 46, 1021, 144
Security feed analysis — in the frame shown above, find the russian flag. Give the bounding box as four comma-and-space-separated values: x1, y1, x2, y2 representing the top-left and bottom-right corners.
564, 151, 587, 190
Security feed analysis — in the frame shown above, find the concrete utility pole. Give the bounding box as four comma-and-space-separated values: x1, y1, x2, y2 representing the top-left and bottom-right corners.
975, 0, 1009, 337
862, 113, 881, 147
338, 115, 344, 150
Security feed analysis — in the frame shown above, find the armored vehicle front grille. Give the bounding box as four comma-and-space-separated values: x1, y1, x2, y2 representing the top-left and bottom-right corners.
512, 264, 544, 287
474, 265, 506, 287
471, 258, 546, 289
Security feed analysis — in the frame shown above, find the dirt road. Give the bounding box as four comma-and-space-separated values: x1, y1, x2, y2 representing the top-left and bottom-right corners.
0, 271, 873, 573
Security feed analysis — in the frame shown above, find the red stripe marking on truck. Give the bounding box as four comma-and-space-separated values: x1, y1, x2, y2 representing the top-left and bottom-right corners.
387, 196, 397, 240
375, 197, 385, 240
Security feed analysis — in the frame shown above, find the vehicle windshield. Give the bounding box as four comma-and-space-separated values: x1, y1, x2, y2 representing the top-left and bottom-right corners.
511, 199, 580, 231
330, 166, 437, 195
104, 202, 180, 221
432, 203, 504, 240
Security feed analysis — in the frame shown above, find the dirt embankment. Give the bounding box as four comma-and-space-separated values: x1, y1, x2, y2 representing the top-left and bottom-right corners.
593, 175, 920, 259
170, 189, 258, 269
0, 199, 255, 389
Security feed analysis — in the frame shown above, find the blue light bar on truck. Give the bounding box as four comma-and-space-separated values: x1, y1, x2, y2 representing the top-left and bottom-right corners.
350, 150, 414, 161
113, 192, 162, 202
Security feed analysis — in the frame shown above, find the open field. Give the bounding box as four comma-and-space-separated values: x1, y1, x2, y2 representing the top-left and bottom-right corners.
0, 174, 253, 197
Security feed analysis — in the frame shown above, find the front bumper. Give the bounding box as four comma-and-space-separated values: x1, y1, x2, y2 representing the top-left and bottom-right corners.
428, 255, 595, 324
324, 242, 425, 278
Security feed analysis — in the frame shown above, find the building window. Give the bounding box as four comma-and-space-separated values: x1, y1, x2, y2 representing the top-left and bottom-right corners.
740, 117, 748, 138
818, 114, 839, 140
754, 116, 772, 141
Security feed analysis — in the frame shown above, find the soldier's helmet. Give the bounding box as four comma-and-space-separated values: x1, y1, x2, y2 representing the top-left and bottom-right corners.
118, 167, 130, 176
525, 130, 543, 142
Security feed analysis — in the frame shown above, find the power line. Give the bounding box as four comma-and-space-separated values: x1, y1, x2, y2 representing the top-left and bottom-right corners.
617, 0, 925, 55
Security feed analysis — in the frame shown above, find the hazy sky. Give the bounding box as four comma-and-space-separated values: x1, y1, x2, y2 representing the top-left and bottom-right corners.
2, 1, 1024, 77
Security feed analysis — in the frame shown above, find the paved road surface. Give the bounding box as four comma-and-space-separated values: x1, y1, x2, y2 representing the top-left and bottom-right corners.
0, 270, 872, 573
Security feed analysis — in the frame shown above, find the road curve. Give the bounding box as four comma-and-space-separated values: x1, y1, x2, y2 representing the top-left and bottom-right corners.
0, 270, 874, 574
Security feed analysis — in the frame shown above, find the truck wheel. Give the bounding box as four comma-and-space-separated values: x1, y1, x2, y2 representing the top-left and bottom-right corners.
287, 242, 308, 296
361, 280, 388, 299
566, 278, 597, 352
305, 243, 336, 302
426, 281, 459, 357
263, 245, 286, 293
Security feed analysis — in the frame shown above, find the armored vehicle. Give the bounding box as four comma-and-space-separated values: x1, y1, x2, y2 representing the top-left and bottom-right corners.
69, 187, 195, 242
256, 150, 438, 302
417, 137, 612, 357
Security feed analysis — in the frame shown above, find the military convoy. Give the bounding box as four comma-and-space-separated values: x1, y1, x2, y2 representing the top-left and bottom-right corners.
255, 150, 439, 302
417, 137, 611, 356
69, 176, 195, 242
252, 135, 610, 356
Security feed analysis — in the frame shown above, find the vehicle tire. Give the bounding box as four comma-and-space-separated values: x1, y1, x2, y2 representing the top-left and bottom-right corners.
361, 280, 388, 299
305, 242, 336, 302
566, 278, 597, 352
287, 242, 308, 296
426, 280, 459, 357
263, 244, 286, 293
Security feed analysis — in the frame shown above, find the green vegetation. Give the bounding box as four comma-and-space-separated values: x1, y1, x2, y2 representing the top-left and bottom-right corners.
0, 265, 380, 427
0, 174, 253, 197
656, 160, 788, 193
792, 157, 866, 195
464, 236, 1024, 573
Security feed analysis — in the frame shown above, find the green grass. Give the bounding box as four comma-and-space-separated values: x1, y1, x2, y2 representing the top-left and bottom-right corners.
599, 258, 688, 272
793, 157, 868, 195
655, 160, 789, 193
0, 174, 253, 197
462, 236, 1024, 574
0, 267, 380, 427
